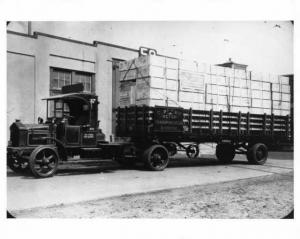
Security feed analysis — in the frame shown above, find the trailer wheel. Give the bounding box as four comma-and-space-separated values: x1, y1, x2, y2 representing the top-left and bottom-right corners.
216, 143, 235, 164
186, 144, 199, 158
143, 145, 169, 171
247, 143, 268, 165
29, 146, 59, 178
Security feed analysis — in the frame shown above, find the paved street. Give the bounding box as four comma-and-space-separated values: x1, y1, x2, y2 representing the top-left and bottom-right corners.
7, 150, 293, 213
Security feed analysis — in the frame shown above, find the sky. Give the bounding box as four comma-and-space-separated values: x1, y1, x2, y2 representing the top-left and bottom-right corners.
8, 21, 293, 75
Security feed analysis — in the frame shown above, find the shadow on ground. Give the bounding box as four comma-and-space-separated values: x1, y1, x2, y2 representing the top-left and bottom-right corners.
7, 151, 293, 179
7, 155, 250, 179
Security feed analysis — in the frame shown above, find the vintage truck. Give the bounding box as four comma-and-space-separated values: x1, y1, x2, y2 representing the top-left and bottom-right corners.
7, 83, 293, 178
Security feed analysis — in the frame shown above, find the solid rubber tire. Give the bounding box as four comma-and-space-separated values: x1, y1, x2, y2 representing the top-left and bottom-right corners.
29, 146, 59, 178
247, 143, 268, 165
143, 145, 169, 171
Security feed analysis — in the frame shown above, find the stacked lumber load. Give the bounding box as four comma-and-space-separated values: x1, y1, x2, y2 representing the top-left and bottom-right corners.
118, 55, 291, 116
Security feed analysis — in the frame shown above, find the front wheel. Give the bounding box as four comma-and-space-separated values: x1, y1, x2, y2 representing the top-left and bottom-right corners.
247, 143, 268, 165
143, 145, 169, 171
29, 146, 59, 178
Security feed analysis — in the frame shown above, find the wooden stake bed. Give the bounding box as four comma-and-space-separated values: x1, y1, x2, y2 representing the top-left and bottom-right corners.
116, 106, 293, 146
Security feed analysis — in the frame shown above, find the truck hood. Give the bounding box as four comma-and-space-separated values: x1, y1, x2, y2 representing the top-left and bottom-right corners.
10, 121, 49, 131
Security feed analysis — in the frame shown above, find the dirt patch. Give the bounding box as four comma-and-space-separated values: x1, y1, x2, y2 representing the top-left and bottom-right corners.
12, 172, 293, 218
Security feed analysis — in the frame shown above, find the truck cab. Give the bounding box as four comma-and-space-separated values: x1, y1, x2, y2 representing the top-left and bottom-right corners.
44, 91, 100, 147
7, 83, 106, 178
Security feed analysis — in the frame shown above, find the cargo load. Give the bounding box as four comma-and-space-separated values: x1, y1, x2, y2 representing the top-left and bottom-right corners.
118, 55, 291, 116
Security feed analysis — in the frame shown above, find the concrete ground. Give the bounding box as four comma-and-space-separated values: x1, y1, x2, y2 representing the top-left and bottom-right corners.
7, 147, 293, 215
12, 172, 293, 218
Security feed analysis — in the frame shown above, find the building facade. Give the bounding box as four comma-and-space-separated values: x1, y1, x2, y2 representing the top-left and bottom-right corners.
7, 30, 141, 139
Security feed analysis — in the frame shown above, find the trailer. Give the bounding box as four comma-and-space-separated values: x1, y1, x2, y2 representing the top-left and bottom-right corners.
114, 105, 293, 170
7, 84, 293, 178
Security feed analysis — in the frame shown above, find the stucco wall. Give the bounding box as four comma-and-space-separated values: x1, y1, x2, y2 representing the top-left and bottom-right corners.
7, 52, 35, 137
7, 32, 138, 139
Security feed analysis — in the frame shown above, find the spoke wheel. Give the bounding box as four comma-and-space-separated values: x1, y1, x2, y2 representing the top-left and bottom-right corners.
29, 146, 59, 178
247, 143, 268, 165
186, 144, 199, 159
143, 145, 169, 171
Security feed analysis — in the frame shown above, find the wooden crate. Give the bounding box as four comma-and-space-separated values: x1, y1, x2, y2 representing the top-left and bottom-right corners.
118, 56, 292, 118
136, 77, 178, 91
179, 91, 205, 103
179, 70, 205, 92
119, 81, 136, 107
179, 59, 198, 72
234, 69, 247, 79
225, 68, 234, 78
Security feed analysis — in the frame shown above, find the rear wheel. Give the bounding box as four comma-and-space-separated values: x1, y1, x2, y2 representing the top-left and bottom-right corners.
247, 143, 268, 165
143, 145, 169, 171
29, 146, 59, 178
216, 143, 235, 164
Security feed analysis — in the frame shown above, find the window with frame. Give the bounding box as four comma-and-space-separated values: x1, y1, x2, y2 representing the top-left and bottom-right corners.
50, 68, 94, 95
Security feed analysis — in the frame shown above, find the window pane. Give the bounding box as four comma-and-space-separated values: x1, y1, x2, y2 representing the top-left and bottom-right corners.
57, 72, 62, 80
85, 82, 91, 92
48, 101, 55, 117
64, 103, 70, 112
56, 110, 63, 118
73, 74, 80, 84
65, 79, 71, 85
65, 73, 71, 83
53, 71, 59, 79
55, 101, 63, 109
58, 79, 65, 88
52, 78, 59, 89
76, 74, 91, 92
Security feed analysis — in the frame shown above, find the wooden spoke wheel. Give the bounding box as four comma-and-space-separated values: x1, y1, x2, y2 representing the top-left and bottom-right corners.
143, 145, 169, 171
186, 144, 199, 159
247, 143, 268, 165
29, 146, 59, 178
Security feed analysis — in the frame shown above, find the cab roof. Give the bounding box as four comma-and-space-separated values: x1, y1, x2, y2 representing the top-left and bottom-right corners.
42, 92, 97, 101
